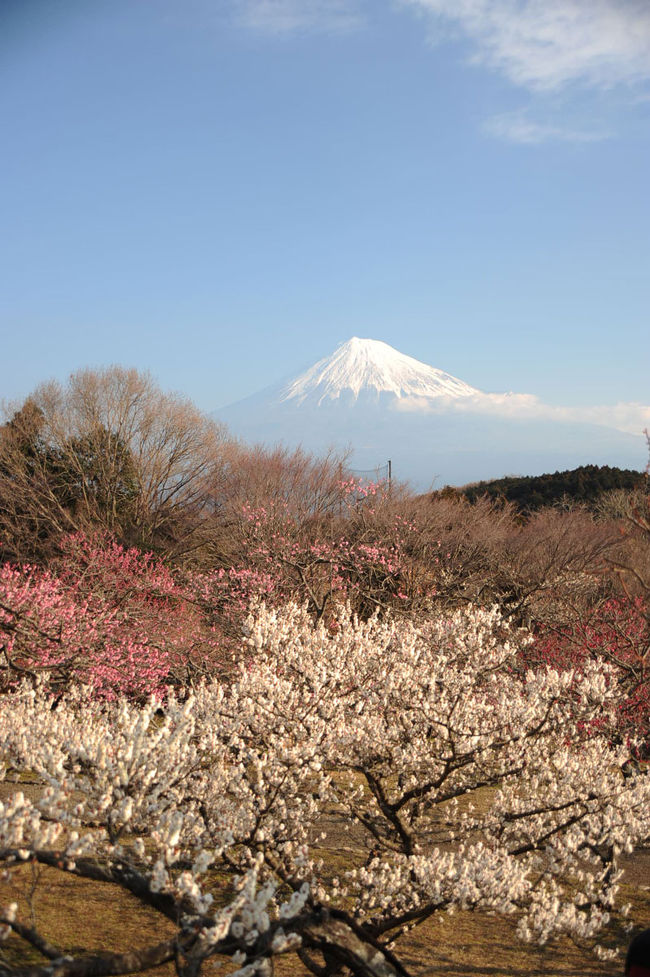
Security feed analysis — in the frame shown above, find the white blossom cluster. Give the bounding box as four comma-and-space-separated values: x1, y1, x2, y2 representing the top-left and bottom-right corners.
0, 600, 648, 974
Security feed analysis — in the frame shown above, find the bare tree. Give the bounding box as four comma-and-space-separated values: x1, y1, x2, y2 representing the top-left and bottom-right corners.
200, 442, 353, 566
0, 367, 231, 562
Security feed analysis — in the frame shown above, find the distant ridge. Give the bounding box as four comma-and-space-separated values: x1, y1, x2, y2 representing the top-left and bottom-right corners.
446, 465, 647, 512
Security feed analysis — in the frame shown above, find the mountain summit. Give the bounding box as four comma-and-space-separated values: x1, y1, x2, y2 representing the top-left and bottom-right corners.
215, 338, 643, 488
280, 337, 480, 406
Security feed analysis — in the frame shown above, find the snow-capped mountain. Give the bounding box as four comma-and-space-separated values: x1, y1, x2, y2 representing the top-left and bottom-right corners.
280, 337, 479, 405
215, 338, 645, 489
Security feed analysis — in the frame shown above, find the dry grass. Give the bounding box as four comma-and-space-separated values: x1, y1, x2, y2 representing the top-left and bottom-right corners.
272, 877, 650, 977
2, 779, 649, 976
2, 844, 649, 976
0, 862, 176, 976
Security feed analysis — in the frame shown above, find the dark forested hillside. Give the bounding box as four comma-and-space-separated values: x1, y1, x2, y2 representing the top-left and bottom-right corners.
449, 464, 647, 511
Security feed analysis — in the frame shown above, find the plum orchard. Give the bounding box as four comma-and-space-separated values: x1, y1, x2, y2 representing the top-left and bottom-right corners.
1, 603, 649, 977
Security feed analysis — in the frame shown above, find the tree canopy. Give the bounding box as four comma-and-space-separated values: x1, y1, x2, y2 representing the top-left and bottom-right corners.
450, 464, 646, 513
0, 367, 230, 561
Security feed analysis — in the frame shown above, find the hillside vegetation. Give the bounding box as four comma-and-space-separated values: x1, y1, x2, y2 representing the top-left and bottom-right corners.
443, 464, 647, 512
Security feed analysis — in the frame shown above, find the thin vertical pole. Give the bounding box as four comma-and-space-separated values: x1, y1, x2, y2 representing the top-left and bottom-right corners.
388, 459, 392, 488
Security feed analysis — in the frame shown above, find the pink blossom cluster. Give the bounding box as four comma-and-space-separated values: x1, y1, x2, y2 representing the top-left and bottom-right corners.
527, 596, 650, 754
0, 533, 221, 699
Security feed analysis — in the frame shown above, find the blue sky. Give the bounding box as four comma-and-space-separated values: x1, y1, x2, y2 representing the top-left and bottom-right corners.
1, 0, 649, 427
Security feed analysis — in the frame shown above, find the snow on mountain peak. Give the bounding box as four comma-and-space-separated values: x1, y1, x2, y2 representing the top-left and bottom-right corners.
279, 337, 480, 406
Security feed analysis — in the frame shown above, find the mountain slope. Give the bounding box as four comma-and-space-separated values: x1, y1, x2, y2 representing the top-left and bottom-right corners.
280, 337, 480, 405
215, 338, 646, 489
453, 465, 647, 511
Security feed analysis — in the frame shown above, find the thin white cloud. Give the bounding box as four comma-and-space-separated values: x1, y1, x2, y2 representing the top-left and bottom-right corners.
483, 109, 611, 144
234, 0, 363, 34
400, 0, 650, 92
393, 391, 650, 436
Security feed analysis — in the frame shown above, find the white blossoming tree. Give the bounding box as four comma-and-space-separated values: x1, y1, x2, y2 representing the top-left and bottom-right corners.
0, 602, 649, 977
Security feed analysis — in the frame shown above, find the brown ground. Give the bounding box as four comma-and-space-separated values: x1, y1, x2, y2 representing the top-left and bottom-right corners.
1, 781, 648, 977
